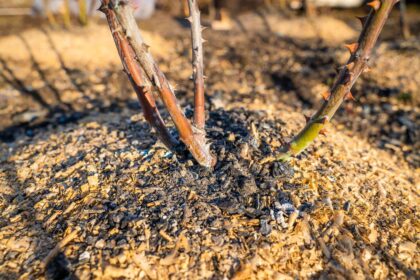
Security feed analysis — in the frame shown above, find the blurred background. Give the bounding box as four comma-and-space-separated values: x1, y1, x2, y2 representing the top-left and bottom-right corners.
0, 0, 419, 31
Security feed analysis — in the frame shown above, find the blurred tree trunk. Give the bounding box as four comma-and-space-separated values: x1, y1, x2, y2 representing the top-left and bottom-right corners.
279, 0, 287, 9
43, 0, 57, 25
399, 0, 411, 39
62, 0, 71, 28
304, 0, 316, 17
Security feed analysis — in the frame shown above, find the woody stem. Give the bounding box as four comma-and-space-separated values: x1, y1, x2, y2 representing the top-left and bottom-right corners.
187, 0, 206, 130
101, 0, 215, 167
277, 0, 398, 160
101, 0, 178, 149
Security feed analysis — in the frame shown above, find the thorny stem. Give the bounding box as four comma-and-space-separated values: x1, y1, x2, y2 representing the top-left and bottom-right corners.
187, 0, 206, 130
101, 0, 178, 149
277, 0, 398, 161
101, 0, 215, 167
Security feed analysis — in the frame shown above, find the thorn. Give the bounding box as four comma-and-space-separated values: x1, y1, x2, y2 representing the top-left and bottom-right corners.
304, 114, 311, 123
186, 16, 193, 23
344, 92, 355, 101
319, 128, 327, 136
367, 0, 381, 11
344, 43, 359, 54
201, 26, 207, 31
356, 16, 368, 26
321, 91, 331, 101
203, 75, 207, 80
142, 43, 150, 52
98, 3, 107, 13
346, 62, 355, 71
202, 38, 207, 43
314, 116, 329, 124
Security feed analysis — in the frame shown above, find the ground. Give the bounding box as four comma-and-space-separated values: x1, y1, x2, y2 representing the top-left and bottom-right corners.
0, 7, 419, 280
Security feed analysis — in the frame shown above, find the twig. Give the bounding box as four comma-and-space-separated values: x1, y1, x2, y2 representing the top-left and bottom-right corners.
277, 0, 398, 161
42, 227, 80, 268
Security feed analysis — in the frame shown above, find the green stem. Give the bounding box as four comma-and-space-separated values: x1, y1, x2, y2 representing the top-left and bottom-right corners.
278, 0, 397, 160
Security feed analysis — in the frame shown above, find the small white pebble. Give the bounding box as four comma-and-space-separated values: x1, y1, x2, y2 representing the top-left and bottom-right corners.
79, 251, 90, 262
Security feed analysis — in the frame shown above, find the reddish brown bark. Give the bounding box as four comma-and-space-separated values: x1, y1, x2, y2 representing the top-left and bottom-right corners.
101, 0, 177, 149
101, 0, 215, 167
187, 0, 206, 130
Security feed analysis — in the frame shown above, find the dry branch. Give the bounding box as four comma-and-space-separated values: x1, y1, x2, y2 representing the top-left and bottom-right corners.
277, 0, 398, 161
42, 227, 80, 269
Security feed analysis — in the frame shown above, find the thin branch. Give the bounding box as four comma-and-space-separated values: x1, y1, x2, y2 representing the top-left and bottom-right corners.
276, 0, 398, 161
187, 0, 206, 130
101, 0, 177, 149
42, 227, 80, 269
